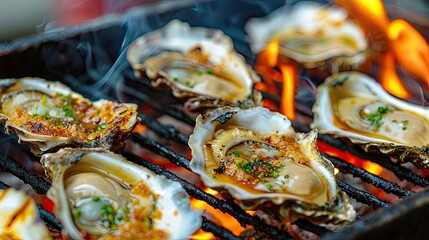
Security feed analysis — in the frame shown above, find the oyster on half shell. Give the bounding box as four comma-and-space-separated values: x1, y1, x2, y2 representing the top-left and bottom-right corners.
0, 78, 139, 156
311, 72, 429, 168
127, 20, 261, 112
42, 148, 201, 240
245, 2, 367, 72
189, 107, 355, 225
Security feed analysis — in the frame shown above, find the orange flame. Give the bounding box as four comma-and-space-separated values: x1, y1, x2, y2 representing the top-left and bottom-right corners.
334, 0, 389, 39
190, 187, 246, 239
387, 20, 429, 89
335, 0, 429, 93
317, 141, 383, 175
133, 124, 148, 134
278, 63, 296, 120
379, 51, 410, 99
256, 40, 279, 67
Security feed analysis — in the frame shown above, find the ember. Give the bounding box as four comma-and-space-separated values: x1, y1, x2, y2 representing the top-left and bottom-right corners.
0, 0, 428, 239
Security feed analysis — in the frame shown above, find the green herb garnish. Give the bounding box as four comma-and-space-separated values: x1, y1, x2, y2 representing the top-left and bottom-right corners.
184, 81, 193, 88
233, 150, 240, 157
62, 104, 74, 118
284, 174, 289, 179
173, 77, 179, 82
206, 69, 214, 75
236, 156, 284, 181
92, 196, 100, 202
96, 123, 108, 132
267, 184, 274, 192
41, 95, 47, 106
365, 106, 392, 129
74, 209, 82, 217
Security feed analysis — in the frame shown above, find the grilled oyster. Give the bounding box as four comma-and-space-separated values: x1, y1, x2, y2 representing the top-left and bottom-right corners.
0, 78, 139, 156
42, 148, 201, 240
189, 107, 355, 225
0, 188, 51, 240
311, 72, 429, 168
246, 2, 367, 71
127, 20, 261, 111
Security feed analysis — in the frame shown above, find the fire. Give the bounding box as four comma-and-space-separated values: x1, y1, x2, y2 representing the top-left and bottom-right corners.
255, 40, 297, 120
317, 141, 383, 175
335, 0, 429, 92
256, 40, 279, 67
190, 187, 246, 239
387, 20, 429, 89
379, 52, 410, 99
133, 124, 148, 134
278, 63, 296, 120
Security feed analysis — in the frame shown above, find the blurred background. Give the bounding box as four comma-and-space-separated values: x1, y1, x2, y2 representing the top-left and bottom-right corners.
0, 0, 428, 42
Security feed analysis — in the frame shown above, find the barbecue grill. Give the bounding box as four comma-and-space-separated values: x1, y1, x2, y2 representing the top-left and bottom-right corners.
0, 0, 428, 239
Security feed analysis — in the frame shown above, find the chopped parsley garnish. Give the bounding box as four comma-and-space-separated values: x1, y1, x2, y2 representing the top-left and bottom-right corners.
284, 174, 289, 179
62, 104, 74, 118
173, 77, 179, 82
184, 81, 194, 88
197, 71, 203, 76
365, 106, 392, 129
236, 157, 284, 181
41, 95, 47, 106
233, 150, 240, 157
267, 184, 274, 192
392, 119, 409, 131
92, 196, 100, 202
206, 69, 214, 75
74, 209, 82, 217
96, 123, 108, 132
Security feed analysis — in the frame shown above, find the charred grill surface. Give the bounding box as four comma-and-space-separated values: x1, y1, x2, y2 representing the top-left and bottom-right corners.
0, 0, 428, 239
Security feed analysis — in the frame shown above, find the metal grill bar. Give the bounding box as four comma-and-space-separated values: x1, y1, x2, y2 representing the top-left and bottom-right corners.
201, 216, 242, 240
337, 180, 390, 209
0, 154, 237, 239
123, 85, 195, 126
132, 124, 391, 208
324, 154, 414, 198
0, 154, 49, 195
122, 151, 294, 240
138, 113, 189, 143
293, 123, 429, 187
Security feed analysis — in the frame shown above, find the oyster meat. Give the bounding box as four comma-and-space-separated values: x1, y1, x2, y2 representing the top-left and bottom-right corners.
189, 107, 355, 225
245, 2, 367, 71
127, 20, 261, 111
42, 148, 201, 240
0, 188, 51, 240
0, 78, 139, 156
311, 72, 429, 168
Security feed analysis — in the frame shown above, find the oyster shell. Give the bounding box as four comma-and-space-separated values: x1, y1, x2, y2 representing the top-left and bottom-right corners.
311, 72, 429, 168
42, 148, 201, 240
245, 2, 367, 71
127, 20, 261, 111
0, 78, 139, 156
189, 107, 355, 225
0, 188, 51, 240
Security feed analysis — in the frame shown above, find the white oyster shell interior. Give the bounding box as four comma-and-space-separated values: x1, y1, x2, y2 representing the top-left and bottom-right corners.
42, 148, 201, 240
127, 20, 260, 109
0, 78, 139, 155
311, 72, 429, 146
245, 2, 367, 68
189, 107, 355, 224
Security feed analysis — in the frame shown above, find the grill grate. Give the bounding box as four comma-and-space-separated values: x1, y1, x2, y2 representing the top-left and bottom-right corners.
0, 0, 428, 239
